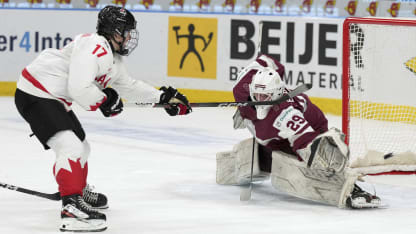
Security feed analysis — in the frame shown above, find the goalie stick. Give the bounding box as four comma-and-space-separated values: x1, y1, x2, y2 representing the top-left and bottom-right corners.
240, 20, 264, 202
0, 182, 61, 201
127, 83, 312, 108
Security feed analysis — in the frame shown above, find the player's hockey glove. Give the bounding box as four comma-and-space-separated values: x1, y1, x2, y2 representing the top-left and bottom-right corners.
99, 88, 123, 117
159, 86, 192, 116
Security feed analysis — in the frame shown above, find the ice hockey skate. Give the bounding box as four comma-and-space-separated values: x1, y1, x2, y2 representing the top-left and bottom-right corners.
346, 184, 382, 209
83, 184, 108, 209
60, 194, 107, 232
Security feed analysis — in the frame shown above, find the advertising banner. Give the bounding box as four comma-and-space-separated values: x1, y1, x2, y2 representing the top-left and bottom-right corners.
0, 8, 345, 113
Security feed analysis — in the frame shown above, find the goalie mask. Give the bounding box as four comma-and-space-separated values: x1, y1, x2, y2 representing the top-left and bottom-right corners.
97, 6, 138, 56
249, 68, 285, 119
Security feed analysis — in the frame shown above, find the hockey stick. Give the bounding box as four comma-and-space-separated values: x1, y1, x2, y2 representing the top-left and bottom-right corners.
0, 182, 61, 201
127, 83, 312, 108
240, 20, 264, 202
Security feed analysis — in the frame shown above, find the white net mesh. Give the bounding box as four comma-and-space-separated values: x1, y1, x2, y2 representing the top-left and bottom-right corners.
346, 19, 416, 169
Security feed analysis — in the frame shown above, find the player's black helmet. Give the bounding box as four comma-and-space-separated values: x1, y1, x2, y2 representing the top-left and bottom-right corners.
97, 5, 138, 56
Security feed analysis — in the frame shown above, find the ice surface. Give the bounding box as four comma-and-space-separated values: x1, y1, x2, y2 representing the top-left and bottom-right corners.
1, 97, 416, 234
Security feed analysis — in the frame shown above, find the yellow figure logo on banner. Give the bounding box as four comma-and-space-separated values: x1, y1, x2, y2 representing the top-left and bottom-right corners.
168, 17, 217, 79
405, 57, 416, 76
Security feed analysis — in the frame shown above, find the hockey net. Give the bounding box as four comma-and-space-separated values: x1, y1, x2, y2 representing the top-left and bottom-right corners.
342, 17, 416, 175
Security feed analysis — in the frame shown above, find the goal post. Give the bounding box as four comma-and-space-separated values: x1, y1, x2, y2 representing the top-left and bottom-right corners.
342, 17, 416, 175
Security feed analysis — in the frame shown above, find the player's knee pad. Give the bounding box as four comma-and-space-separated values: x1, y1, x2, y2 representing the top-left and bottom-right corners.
297, 128, 350, 174
270, 150, 357, 208
47, 130, 85, 162
216, 138, 269, 185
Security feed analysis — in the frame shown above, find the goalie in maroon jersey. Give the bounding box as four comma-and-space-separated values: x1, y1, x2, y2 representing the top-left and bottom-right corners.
14, 5, 191, 232
216, 54, 382, 209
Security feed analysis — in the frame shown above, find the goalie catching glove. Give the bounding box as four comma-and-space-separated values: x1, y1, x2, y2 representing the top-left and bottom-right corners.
99, 88, 123, 117
297, 128, 349, 175
159, 86, 192, 116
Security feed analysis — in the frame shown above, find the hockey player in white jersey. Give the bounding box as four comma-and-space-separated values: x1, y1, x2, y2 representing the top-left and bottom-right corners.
14, 5, 192, 232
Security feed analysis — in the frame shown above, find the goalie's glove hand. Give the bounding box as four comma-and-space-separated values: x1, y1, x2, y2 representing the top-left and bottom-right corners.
99, 88, 123, 117
159, 86, 192, 116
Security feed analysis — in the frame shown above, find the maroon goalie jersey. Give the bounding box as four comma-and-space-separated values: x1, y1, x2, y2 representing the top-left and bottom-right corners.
233, 55, 328, 156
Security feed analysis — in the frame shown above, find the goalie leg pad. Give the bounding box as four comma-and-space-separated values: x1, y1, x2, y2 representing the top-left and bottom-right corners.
270, 150, 357, 207
216, 138, 269, 185
297, 128, 350, 173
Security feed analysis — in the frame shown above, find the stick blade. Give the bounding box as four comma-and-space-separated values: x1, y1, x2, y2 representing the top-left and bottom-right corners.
240, 184, 252, 201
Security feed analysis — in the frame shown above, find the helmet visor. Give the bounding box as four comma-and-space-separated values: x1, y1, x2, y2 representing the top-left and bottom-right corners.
121, 29, 139, 56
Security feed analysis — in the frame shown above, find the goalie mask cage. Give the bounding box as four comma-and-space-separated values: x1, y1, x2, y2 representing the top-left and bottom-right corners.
342, 17, 416, 175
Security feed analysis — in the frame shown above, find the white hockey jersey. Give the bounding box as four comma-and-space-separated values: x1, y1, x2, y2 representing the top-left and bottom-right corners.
17, 33, 161, 111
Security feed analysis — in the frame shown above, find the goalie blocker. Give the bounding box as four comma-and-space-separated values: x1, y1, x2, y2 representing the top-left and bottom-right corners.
216, 128, 381, 208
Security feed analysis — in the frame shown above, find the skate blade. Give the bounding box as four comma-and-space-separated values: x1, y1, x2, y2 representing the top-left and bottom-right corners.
60, 227, 107, 232
93, 204, 109, 210
60, 218, 107, 232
